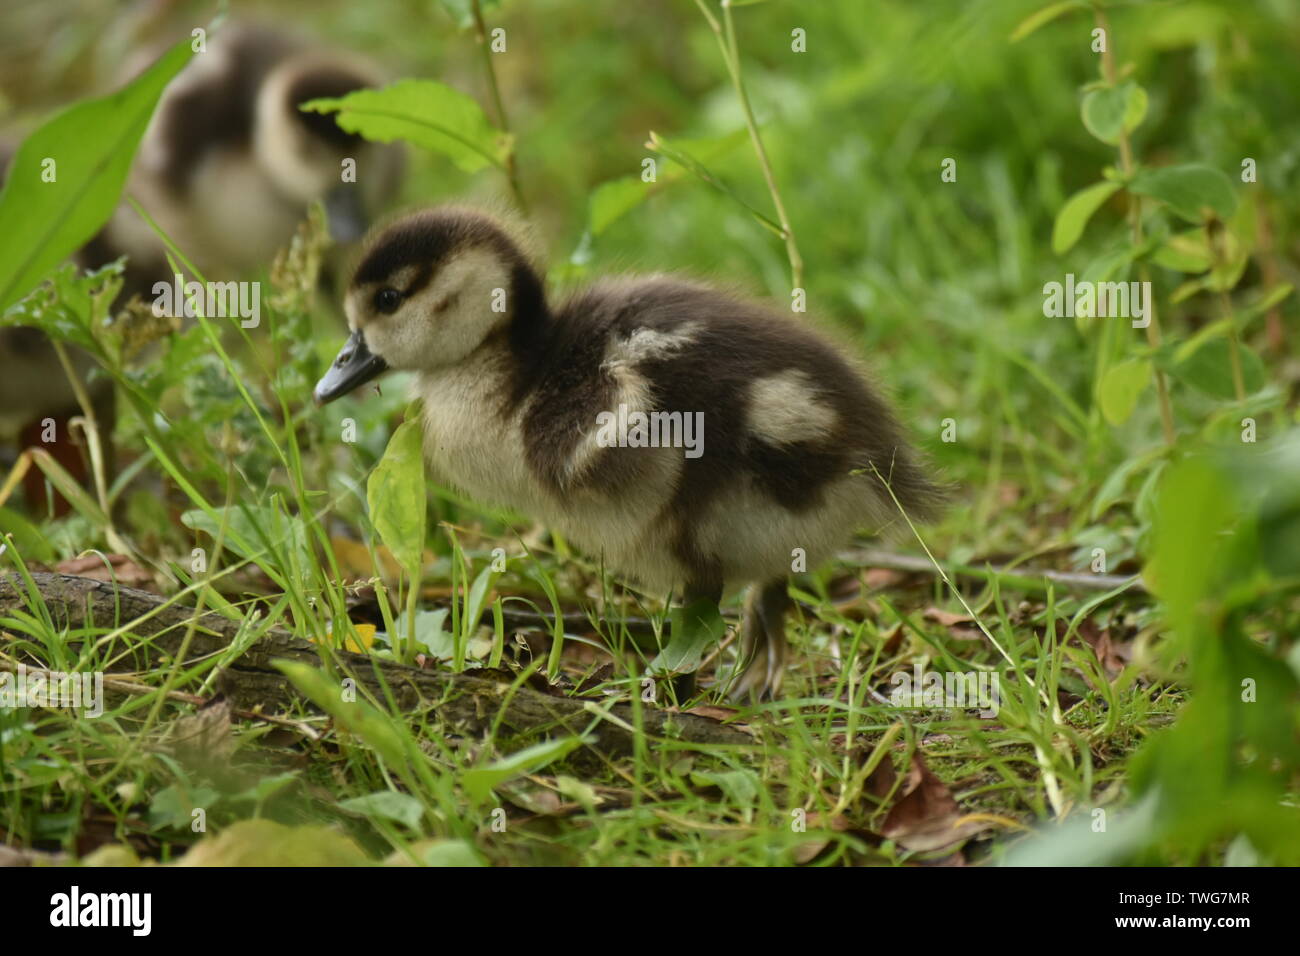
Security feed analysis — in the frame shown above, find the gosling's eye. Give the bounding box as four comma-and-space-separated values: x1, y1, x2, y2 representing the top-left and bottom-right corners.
374, 288, 402, 314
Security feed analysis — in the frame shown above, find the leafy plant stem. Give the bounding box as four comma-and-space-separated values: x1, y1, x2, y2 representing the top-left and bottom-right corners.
470, 0, 527, 213
46, 339, 130, 556
695, 0, 804, 291
1096, 7, 1175, 445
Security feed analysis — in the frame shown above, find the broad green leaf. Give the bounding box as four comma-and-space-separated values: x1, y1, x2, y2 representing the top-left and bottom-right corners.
1151, 229, 1212, 273
0, 508, 55, 564
649, 598, 727, 675
589, 177, 652, 236
1165, 338, 1265, 398
1129, 164, 1237, 222
1010, 0, 1087, 42
462, 736, 590, 803
690, 769, 761, 812
394, 607, 453, 657
1172, 318, 1234, 363
1052, 181, 1121, 254
367, 418, 426, 575
0, 38, 194, 311
1075, 244, 1139, 332
177, 820, 369, 867
303, 79, 509, 173
410, 840, 483, 866
1097, 357, 1152, 425
1081, 82, 1148, 145
341, 791, 426, 828
181, 503, 311, 573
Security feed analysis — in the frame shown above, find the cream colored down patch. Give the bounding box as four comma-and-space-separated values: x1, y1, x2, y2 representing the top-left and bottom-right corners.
747, 369, 837, 445
561, 323, 700, 481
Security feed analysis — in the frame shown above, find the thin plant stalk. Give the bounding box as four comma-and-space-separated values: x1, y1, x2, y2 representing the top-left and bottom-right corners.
470, 0, 527, 213
694, 0, 804, 291
1096, 9, 1176, 446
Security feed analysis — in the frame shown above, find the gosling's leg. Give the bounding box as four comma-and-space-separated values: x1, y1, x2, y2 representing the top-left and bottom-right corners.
668, 579, 723, 703
730, 578, 792, 701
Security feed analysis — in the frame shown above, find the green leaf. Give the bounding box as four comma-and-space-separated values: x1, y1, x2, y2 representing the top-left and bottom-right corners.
178, 820, 369, 867
367, 418, 426, 576
437, 0, 501, 29
1164, 338, 1265, 398
585, 128, 746, 238
394, 608, 453, 657
303, 79, 509, 173
461, 736, 590, 803
649, 598, 727, 675
1097, 357, 1152, 425
181, 503, 311, 573
412, 840, 483, 866
648, 130, 783, 237
690, 768, 761, 810
1129, 164, 1237, 223
1081, 82, 1148, 145
1052, 181, 1122, 254
1172, 318, 1234, 363
1151, 229, 1212, 273
588, 177, 654, 237
1204, 251, 1249, 293
0, 509, 55, 564
341, 791, 426, 828
462, 564, 498, 643
274, 660, 408, 767
1239, 283, 1294, 325
0, 38, 194, 311
1010, 0, 1087, 42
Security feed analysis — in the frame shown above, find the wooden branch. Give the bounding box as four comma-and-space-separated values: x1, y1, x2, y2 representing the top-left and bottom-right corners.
846, 547, 1146, 595
0, 572, 752, 752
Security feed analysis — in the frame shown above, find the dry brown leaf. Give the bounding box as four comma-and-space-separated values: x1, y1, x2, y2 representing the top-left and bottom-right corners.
881, 754, 991, 853
683, 704, 742, 723
166, 697, 235, 767
55, 553, 154, 589
922, 606, 983, 640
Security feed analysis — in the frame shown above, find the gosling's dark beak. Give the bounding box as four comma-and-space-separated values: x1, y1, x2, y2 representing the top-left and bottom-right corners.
314, 329, 388, 406
325, 184, 367, 243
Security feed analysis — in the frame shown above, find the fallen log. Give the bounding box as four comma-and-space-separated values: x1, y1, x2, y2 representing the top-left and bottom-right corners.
0, 572, 752, 752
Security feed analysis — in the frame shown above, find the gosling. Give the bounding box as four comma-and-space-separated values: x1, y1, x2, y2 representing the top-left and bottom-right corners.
315, 207, 942, 699
84, 22, 404, 293
1, 26, 401, 511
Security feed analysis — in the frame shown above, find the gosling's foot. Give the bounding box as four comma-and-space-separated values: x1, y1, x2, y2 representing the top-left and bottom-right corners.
728, 578, 792, 701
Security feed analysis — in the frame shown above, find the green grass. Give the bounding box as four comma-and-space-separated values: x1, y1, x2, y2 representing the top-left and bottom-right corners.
0, 0, 1298, 866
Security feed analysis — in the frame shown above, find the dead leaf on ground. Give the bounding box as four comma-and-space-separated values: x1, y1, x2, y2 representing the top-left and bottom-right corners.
165, 696, 234, 767
1080, 620, 1131, 678
863, 567, 908, 591
56, 553, 154, 589
923, 607, 983, 640
881, 754, 992, 853
792, 811, 883, 864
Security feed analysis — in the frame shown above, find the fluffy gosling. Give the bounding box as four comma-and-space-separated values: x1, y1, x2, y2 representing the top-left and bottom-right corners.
315, 206, 942, 698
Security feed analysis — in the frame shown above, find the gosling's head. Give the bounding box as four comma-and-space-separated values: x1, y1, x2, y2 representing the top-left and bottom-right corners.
254, 53, 401, 239
314, 207, 543, 405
